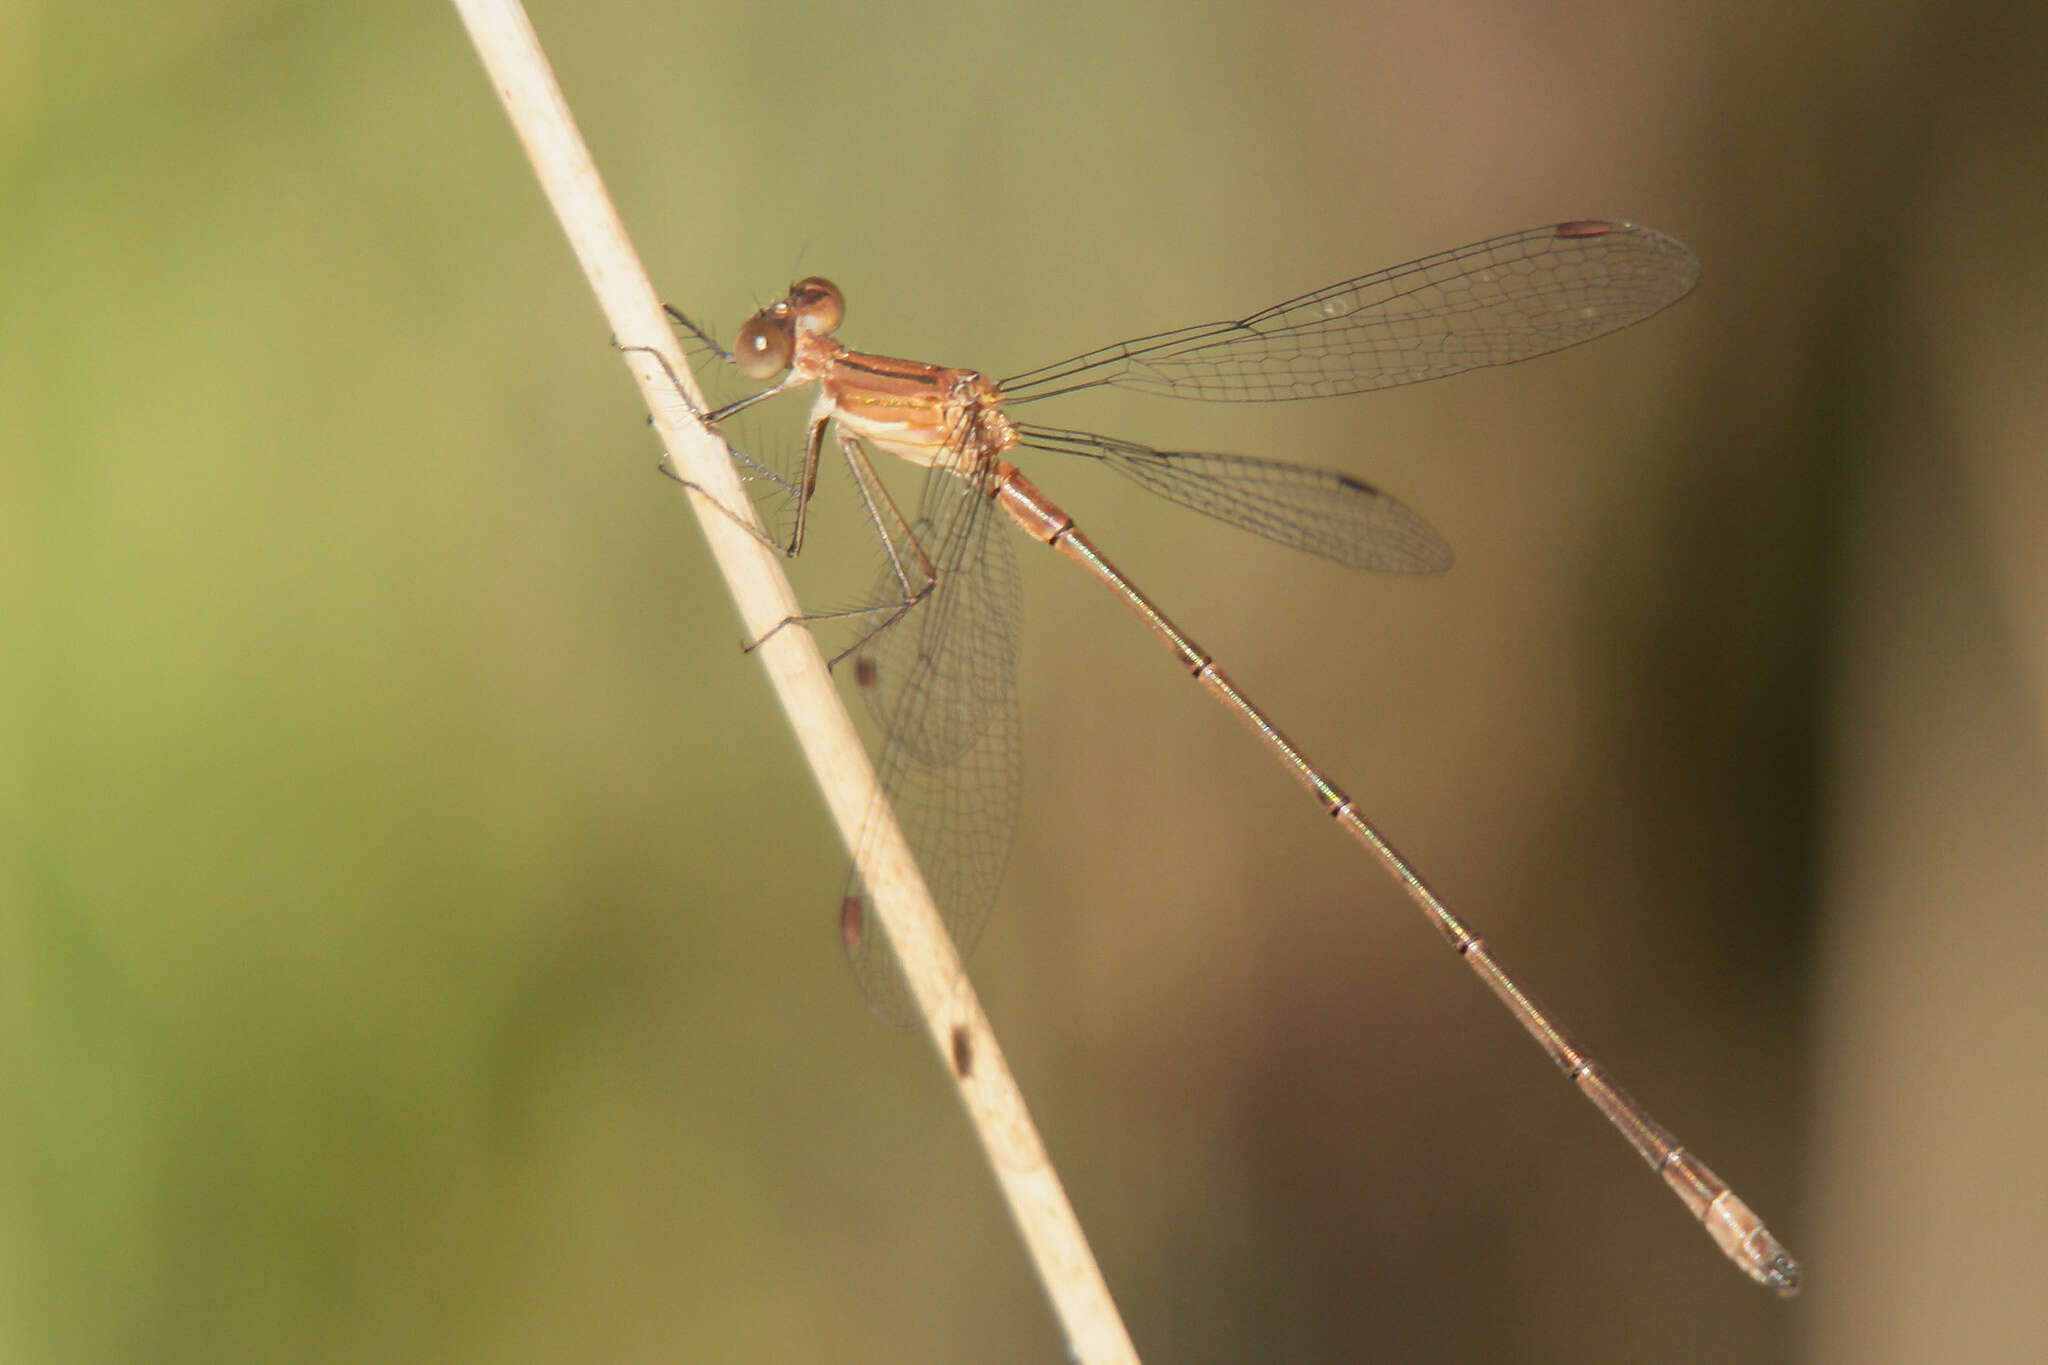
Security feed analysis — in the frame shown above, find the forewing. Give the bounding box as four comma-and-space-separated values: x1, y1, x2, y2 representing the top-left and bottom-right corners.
1000, 221, 1699, 404
841, 473, 1023, 1027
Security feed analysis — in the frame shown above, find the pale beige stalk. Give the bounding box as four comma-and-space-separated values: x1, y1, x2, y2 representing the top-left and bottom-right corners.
447, 3, 1140, 1360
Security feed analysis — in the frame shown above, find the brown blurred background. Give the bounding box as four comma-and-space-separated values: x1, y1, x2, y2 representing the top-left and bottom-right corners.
6, 1, 2046, 1361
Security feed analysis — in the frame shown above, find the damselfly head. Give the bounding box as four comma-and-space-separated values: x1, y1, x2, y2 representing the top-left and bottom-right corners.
732, 277, 844, 380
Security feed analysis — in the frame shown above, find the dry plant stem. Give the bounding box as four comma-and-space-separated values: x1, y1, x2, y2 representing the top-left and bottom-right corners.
448, 3, 1140, 1361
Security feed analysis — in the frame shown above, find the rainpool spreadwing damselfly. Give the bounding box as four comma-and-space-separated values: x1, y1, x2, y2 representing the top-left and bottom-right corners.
652, 220, 1800, 1294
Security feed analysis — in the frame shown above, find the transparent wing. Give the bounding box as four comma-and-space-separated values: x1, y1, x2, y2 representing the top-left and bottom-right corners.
999, 220, 1699, 404
840, 462, 1022, 1027
1018, 425, 1452, 573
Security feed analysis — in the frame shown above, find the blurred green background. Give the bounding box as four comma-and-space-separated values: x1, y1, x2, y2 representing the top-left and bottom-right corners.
7, 1, 2047, 1361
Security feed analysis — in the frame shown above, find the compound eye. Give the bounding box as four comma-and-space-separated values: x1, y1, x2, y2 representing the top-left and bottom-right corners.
789, 277, 844, 335
733, 314, 793, 380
